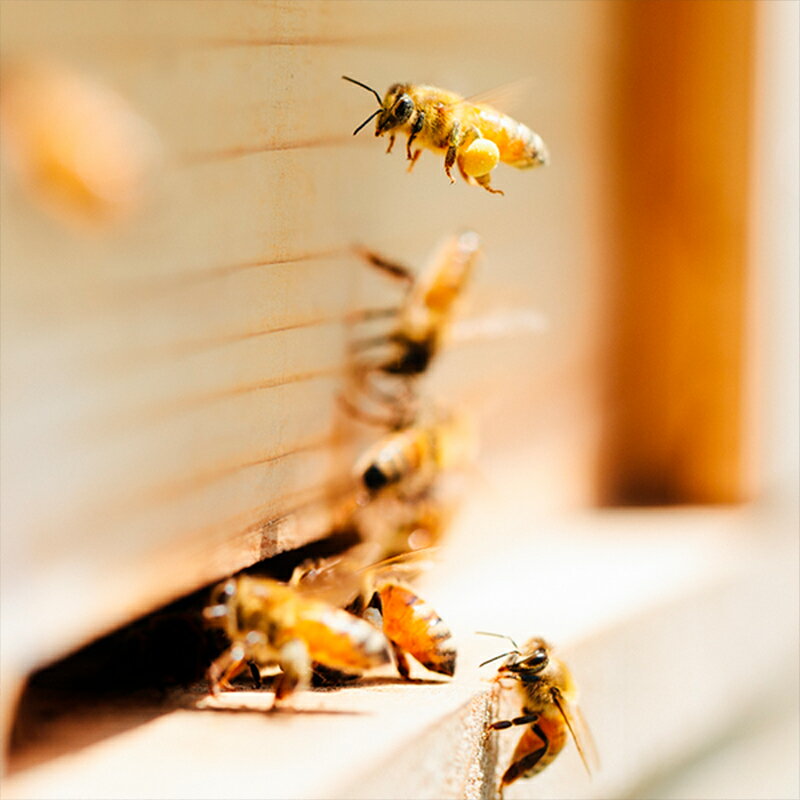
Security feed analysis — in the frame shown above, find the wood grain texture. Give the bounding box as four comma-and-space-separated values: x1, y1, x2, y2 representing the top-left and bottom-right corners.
0, 0, 613, 699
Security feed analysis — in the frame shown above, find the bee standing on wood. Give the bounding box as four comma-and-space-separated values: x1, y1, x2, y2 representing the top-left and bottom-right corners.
481, 635, 597, 794
343, 76, 549, 195
203, 576, 391, 703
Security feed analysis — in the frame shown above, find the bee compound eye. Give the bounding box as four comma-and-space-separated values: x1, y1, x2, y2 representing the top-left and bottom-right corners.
394, 95, 413, 122
529, 649, 548, 667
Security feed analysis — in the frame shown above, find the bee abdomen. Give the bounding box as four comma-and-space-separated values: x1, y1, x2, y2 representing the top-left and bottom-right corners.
508, 123, 549, 169
503, 716, 567, 784
378, 583, 456, 677
298, 609, 391, 672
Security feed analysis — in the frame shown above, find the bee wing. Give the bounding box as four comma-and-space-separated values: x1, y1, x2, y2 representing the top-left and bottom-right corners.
551, 688, 600, 776
447, 308, 549, 349
290, 554, 365, 607
449, 76, 540, 114
363, 546, 440, 585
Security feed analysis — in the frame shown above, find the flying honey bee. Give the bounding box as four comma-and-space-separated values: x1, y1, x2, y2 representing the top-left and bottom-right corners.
343, 76, 549, 195
481, 635, 597, 792
353, 409, 477, 499
346, 231, 481, 427
292, 549, 456, 679
202, 575, 391, 702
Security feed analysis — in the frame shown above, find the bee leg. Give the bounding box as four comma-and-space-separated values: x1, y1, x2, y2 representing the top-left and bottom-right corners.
337, 393, 405, 430
348, 331, 404, 354
444, 120, 462, 183
357, 363, 415, 410
386, 134, 395, 154
444, 147, 457, 183
275, 638, 312, 702
355, 245, 415, 283
248, 660, 262, 689
488, 712, 540, 731
390, 640, 412, 680
474, 172, 505, 196
207, 642, 247, 695
406, 149, 422, 173
406, 111, 425, 160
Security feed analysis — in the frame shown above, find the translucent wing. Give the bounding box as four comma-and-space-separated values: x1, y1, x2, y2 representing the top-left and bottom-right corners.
290, 545, 438, 603
551, 688, 600, 776
448, 308, 549, 348
364, 546, 440, 585
448, 76, 540, 115
289, 553, 366, 607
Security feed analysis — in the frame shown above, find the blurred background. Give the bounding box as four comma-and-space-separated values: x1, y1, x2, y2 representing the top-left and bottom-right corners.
1, 1, 797, 798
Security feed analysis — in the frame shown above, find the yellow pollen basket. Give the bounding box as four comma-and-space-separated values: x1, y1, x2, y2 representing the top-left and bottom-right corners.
461, 138, 500, 177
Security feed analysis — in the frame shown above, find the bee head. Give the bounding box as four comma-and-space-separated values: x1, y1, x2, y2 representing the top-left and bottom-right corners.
362, 463, 390, 492
478, 633, 552, 677
501, 639, 550, 676
342, 76, 415, 137
376, 84, 415, 135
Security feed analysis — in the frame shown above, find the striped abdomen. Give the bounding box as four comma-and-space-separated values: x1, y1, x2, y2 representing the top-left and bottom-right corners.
473, 106, 549, 169
502, 712, 567, 785
360, 428, 436, 493
378, 582, 456, 676
290, 604, 391, 673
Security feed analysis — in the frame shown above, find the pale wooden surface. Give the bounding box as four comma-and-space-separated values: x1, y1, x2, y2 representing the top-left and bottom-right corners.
3, 506, 798, 799
0, 1, 613, 692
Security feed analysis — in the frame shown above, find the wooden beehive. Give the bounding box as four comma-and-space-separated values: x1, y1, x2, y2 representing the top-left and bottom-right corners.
0, 0, 612, 689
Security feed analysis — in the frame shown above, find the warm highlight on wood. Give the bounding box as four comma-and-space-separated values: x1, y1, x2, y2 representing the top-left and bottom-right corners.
600, 0, 756, 504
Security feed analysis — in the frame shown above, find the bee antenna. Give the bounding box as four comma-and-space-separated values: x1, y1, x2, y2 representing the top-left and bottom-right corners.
479, 650, 518, 668
475, 630, 520, 650
352, 109, 381, 136
342, 75, 383, 105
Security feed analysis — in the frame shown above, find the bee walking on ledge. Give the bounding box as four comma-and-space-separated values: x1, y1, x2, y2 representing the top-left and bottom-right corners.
343, 76, 549, 195
203, 576, 390, 703
481, 635, 597, 795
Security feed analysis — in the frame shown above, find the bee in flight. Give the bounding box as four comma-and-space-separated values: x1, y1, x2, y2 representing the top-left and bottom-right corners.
481, 635, 597, 793
292, 549, 456, 679
345, 231, 481, 427
343, 75, 549, 195
202, 575, 391, 703
353, 408, 476, 499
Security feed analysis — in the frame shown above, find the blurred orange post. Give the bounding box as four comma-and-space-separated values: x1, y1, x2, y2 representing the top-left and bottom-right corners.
600, 0, 757, 505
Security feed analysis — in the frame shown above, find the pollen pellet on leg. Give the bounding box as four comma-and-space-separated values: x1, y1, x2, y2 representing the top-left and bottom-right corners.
461, 138, 500, 177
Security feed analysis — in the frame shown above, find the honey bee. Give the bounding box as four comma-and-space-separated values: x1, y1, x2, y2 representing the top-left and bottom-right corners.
293, 550, 456, 679
353, 409, 476, 499
343, 76, 549, 195
202, 575, 391, 702
346, 231, 480, 427
482, 635, 597, 792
